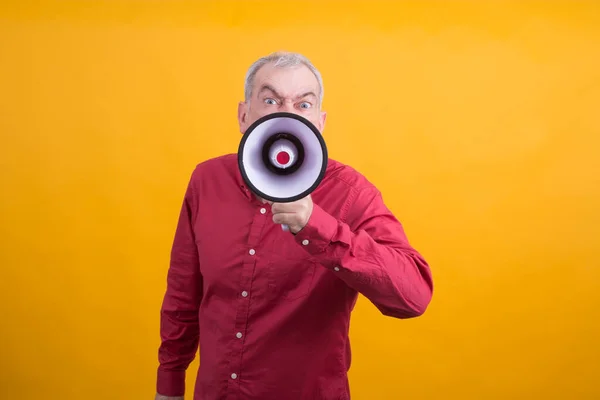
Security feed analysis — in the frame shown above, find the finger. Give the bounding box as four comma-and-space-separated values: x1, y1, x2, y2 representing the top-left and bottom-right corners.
271, 203, 294, 214
272, 202, 306, 214
272, 212, 297, 225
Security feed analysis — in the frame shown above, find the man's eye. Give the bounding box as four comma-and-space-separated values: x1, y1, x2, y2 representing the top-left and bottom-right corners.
264, 98, 277, 105
299, 102, 311, 109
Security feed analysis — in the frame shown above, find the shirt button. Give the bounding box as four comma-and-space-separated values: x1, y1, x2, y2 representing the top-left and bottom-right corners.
241, 291, 248, 297
249, 249, 255, 255
302, 239, 309, 246
334, 267, 340, 272
231, 373, 237, 379
260, 207, 266, 214
236, 332, 243, 339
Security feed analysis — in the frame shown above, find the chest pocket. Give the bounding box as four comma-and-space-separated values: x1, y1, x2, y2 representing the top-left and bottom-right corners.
265, 236, 317, 301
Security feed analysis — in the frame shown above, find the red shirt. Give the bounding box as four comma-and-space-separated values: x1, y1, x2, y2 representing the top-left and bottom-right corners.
157, 154, 433, 400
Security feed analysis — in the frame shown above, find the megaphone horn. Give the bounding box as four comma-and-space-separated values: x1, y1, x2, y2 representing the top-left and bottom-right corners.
237, 112, 328, 231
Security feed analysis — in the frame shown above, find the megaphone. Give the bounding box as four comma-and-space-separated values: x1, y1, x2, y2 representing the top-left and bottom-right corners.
237, 112, 328, 231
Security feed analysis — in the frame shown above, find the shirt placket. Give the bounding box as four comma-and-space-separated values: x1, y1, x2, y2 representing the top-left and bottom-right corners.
226, 202, 270, 399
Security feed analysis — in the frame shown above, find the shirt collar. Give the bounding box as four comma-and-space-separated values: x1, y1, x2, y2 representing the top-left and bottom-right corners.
232, 156, 253, 202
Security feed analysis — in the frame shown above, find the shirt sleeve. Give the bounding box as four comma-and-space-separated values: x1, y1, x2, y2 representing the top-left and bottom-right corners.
294, 187, 433, 318
156, 178, 203, 397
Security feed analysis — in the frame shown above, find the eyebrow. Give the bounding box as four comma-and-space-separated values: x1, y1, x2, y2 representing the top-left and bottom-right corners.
258, 84, 283, 99
258, 84, 318, 101
297, 91, 317, 100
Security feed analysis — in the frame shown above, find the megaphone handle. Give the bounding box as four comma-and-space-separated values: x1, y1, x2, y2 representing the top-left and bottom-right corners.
281, 224, 290, 232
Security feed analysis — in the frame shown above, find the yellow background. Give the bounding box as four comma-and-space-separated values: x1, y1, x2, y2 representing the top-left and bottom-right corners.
1, 1, 599, 399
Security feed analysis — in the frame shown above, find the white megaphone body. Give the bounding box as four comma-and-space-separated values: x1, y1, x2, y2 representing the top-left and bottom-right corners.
237, 112, 328, 232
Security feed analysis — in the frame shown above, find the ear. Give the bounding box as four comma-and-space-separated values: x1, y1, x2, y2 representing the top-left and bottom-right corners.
238, 101, 248, 133
318, 110, 327, 133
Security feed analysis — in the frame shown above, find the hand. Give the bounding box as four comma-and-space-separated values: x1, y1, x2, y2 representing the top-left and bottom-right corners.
271, 195, 314, 234
155, 394, 183, 400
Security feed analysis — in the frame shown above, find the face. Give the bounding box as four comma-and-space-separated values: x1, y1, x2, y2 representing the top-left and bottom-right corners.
237, 62, 327, 134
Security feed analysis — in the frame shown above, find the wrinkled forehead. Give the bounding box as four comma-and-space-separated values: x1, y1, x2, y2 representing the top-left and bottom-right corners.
252, 63, 320, 99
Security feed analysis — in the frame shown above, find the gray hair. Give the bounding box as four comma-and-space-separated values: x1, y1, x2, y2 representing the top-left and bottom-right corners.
244, 51, 324, 106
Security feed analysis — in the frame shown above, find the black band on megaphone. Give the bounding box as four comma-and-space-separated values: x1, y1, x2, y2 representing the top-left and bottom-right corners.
237, 112, 328, 203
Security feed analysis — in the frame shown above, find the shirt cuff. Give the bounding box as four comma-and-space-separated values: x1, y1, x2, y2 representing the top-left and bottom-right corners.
294, 203, 338, 255
157, 368, 186, 397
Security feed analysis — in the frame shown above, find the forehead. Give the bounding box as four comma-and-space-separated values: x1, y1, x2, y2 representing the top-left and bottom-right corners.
252, 62, 319, 98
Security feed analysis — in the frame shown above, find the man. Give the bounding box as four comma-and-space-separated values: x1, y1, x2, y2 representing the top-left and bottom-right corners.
155, 51, 433, 400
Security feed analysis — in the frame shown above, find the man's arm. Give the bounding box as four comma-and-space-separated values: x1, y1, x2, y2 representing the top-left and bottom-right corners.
294, 187, 433, 318
156, 179, 203, 398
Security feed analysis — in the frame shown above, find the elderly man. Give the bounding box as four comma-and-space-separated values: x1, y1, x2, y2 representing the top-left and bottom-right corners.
155, 51, 433, 400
